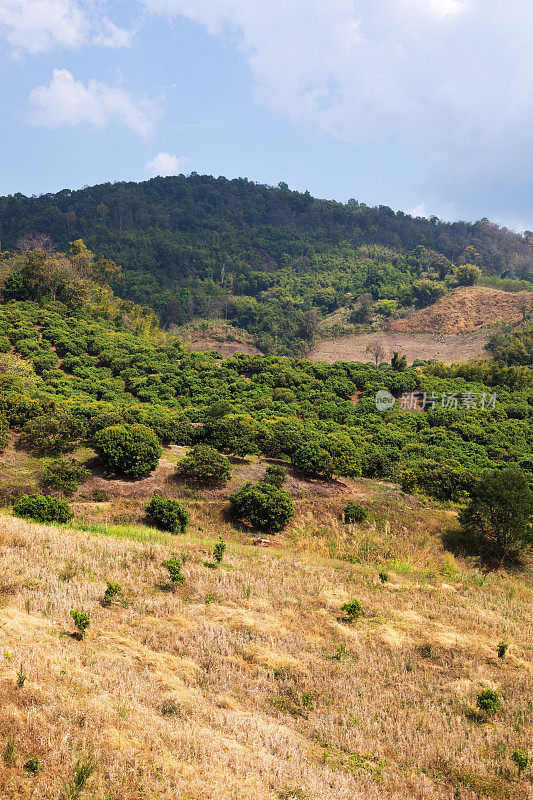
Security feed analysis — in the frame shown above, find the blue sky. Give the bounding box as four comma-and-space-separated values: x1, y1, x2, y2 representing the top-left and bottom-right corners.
1, 1, 533, 231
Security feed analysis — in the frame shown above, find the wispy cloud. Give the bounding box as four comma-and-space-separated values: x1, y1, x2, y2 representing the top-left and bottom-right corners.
0, 0, 87, 54
0, 0, 133, 54
29, 69, 159, 137
141, 0, 533, 215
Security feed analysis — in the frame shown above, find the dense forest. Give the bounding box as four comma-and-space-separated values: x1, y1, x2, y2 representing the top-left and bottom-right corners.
1, 175, 532, 353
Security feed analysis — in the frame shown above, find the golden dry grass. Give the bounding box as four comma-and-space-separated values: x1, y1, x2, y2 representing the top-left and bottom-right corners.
0, 510, 531, 800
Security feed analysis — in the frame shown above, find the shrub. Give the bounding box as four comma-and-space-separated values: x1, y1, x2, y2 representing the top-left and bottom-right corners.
343, 501, 367, 523
511, 748, 529, 775
70, 609, 90, 639
496, 641, 509, 659
476, 689, 501, 715
145, 495, 189, 534
204, 414, 261, 456
230, 482, 294, 532
340, 600, 363, 622
93, 424, 162, 479
458, 467, 533, 565
400, 470, 418, 494
213, 536, 226, 564
18, 411, 85, 455
13, 494, 73, 524
102, 582, 123, 607
164, 558, 185, 588
175, 444, 231, 485
41, 459, 90, 496
261, 465, 287, 488
291, 441, 334, 479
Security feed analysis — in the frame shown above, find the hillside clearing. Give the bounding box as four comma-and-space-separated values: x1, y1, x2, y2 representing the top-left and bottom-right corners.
308, 331, 490, 365
389, 287, 531, 335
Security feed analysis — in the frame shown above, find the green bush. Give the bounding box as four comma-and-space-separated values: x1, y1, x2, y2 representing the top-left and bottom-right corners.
261, 465, 287, 488
340, 599, 363, 622
175, 444, 231, 485
400, 470, 417, 494
102, 581, 123, 607
343, 501, 367, 523
511, 748, 529, 775
164, 558, 185, 588
145, 495, 189, 534
0, 415, 8, 453
93, 424, 162, 479
70, 609, 90, 639
213, 536, 226, 564
13, 494, 73, 524
230, 482, 294, 532
291, 441, 334, 479
496, 641, 509, 659
41, 459, 90, 496
476, 689, 501, 715
18, 410, 85, 455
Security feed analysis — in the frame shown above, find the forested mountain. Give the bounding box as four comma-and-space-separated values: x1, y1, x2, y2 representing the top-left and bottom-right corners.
1, 174, 532, 353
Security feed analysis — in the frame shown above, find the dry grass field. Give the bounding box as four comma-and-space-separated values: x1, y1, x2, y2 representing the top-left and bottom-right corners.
0, 485, 531, 800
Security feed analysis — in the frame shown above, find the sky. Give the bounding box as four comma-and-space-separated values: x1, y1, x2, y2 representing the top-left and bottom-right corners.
1, 0, 533, 231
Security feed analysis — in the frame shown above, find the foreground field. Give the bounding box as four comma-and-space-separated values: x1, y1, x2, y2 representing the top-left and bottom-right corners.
0, 507, 531, 800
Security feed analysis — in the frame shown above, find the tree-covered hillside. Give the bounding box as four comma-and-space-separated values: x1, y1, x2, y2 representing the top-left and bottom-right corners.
1, 175, 532, 353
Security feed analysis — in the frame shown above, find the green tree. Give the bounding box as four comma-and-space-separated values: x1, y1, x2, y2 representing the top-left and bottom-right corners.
205, 414, 262, 457
18, 410, 85, 455
458, 467, 533, 565
230, 482, 294, 532
93, 424, 162, 479
40, 459, 90, 496
13, 494, 73, 524
175, 444, 231, 485
454, 263, 481, 286
291, 441, 334, 479
145, 495, 189, 534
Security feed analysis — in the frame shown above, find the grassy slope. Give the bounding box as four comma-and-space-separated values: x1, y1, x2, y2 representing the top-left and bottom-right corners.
0, 492, 531, 800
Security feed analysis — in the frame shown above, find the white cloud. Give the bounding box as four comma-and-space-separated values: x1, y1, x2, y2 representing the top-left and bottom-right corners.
0, 0, 133, 54
29, 69, 159, 136
0, 0, 87, 54
93, 17, 135, 48
146, 152, 189, 176
141, 0, 533, 215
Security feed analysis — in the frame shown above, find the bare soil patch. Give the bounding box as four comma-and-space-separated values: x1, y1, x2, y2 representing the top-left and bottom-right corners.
389, 286, 531, 335
186, 336, 262, 356
308, 330, 490, 365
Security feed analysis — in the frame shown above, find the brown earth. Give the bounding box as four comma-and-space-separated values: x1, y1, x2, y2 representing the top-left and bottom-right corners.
308, 330, 490, 365
186, 336, 262, 357
389, 286, 531, 335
